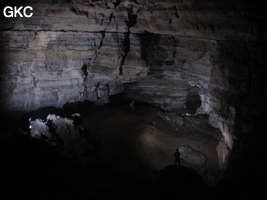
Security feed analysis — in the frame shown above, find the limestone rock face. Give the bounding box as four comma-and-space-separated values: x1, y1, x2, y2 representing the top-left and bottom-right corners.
0, 0, 266, 169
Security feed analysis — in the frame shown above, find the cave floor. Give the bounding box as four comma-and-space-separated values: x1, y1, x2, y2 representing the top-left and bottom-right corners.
0, 104, 234, 199
80, 103, 221, 186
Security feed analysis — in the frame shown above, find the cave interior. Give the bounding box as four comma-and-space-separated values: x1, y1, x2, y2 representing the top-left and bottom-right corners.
0, 0, 267, 199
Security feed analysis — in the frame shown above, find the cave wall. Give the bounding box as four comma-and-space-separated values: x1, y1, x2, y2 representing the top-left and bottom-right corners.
0, 0, 266, 168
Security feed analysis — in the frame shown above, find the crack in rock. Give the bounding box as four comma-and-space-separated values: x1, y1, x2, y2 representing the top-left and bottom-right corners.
119, 6, 139, 75
81, 64, 89, 98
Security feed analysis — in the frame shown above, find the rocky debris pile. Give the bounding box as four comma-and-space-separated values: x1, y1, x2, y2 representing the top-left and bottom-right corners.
156, 110, 222, 141
179, 145, 207, 167
29, 113, 96, 162
157, 111, 184, 128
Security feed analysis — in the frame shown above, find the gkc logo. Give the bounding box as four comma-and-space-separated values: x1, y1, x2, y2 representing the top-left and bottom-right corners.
3, 6, 33, 18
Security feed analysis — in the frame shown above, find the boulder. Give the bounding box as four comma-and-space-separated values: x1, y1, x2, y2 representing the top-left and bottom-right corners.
179, 145, 207, 166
